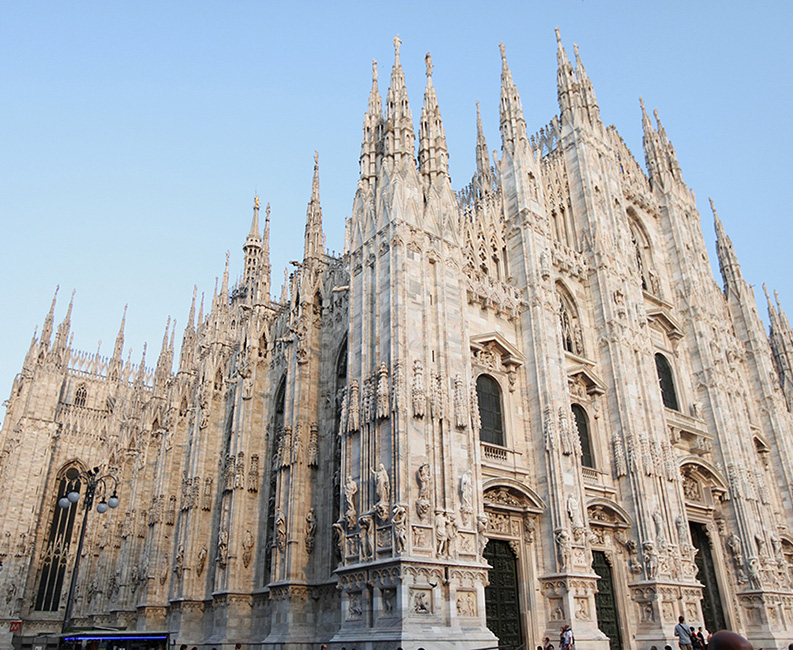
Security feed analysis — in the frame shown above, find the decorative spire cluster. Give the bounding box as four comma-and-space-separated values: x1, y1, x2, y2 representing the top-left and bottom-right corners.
641, 98, 683, 190
383, 36, 415, 165
499, 42, 528, 150
711, 198, 743, 294
555, 28, 600, 128
303, 151, 325, 261
418, 52, 449, 180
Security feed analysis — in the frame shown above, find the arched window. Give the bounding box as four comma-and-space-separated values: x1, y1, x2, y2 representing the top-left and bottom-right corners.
477, 375, 504, 446
571, 404, 594, 468
74, 384, 87, 407
264, 377, 286, 585
655, 353, 679, 411
557, 286, 584, 356
214, 368, 223, 391
35, 466, 82, 611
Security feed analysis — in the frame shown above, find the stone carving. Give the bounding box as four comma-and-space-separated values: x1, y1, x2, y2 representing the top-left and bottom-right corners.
391, 360, 405, 416
307, 423, 319, 467
248, 454, 259, 492
454, 373, 466, 428
567, 494, 584, 533
460, 471, 473, 524
477, 514, 488, 556
457, 591, 476, 617
344, 475, 358, 528
652, 511, 667, 549
372, 463, 391, 521
333, 521, 346, 565
412, 359, 426, 418
196, 546, 207, 577
235, 451, 245, 488
275, 513, 287, 553
166, 495, 176, 525
348, 380, 360, 432
280, 427, 292, 468
217, 528, 229, 568
202, 477, 213, 511
382, 587, 395, 615
675, 515, 689, 549
393, 505, 407, 553
359, 515, 374, 560
305, 509, 316, 554
338, 386, 348, 435
291, 425, 302, 464
242, 529, 254, 567
435, 510, 449, 557
642, 541, 658, 579
559, 407, 574, 455
412, 589, 431, 614
348, 592, 362, 619
747, 556, 762, 589
416, 463, 432, 520
376, 362, 390, 419
470, 384, 481, 432
555, 529, 571, 571
174, 544, 184, 578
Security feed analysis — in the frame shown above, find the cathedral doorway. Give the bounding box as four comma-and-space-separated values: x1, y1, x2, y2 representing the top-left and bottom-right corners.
592, 550, 623, 650
483, 539, 523, 648
689, 522, 726, 633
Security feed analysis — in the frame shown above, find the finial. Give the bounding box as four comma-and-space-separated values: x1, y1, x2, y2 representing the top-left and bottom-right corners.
555, 27, 561, 44
639, 96, 645, 111
393, 35, 401, 58
372, 59, 378, 82
573, 43, 579, 59
709, 197, 717, 215
763, 283, 771, 301
425, 52, 433, 78
653, 108, 660, 122
254, 195, 260, 211
775, 289, 782, 309
314, 150, 319, 168
266, 202, 271, 222
499, 41, 506, 63
476, 100, 481, 116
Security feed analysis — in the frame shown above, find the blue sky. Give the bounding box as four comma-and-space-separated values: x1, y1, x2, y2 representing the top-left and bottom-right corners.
1, 2, 791, 422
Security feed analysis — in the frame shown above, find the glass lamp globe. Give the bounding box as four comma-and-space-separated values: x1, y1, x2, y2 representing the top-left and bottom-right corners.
107, 495, 119, 509
58, 497, 71, 509
96, 501, 108, 514
67, 490, 80, 503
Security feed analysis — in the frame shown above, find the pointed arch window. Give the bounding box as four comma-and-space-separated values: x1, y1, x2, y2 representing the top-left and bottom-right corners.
557, 287, 584, 356
571, 404, 594, 468
35, 466, 81, 611
477, 375, 504, 446
74, 384, 87, 408
628, 214, 659, 295
264, 376, 286, 586
655, 353, 679, 411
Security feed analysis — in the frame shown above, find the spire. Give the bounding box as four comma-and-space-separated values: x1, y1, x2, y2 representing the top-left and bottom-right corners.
40, 285, 59, 349
712, 198, 742, 292
179, 287, 197, 374
54, 289, 75, 353
640, 97, 661, 185
776, 289, 792, 331
261, 202, 272, 302
764, 284, 782, 332
474, 101, 494, 194
244, 195, 263, 287
303, 151, 326, 260
555, 28, 578, 125
384, 35, 415, 165
220, 251, 230, 307
113, 305, 127, 360
653, 108, 683, 181
360, 59, 383, 181
418, 52, 449, 180
198, 292, 204, 326
499, 42, 528, 150
155, 316, 173, 383
135, 343, 147, 386
573, 42, 601, 124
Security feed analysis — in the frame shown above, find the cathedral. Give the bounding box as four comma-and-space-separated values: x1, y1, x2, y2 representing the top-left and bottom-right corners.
3, 30, 793, 650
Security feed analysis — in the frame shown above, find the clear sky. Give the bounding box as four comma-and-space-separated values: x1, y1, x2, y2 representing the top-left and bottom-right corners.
1, 1, 791, 424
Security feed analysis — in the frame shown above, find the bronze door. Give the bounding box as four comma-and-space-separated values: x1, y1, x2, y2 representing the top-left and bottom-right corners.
484, 539, 523, 647
690, 522, 726, 632
592, 550, 623, 650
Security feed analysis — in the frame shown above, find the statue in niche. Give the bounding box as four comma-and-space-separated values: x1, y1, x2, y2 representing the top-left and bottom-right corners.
555, 529, 572, 571
392, 505, 407, 554
216, 528, 229, 568
653, 511, 667, 549
344, 475, 358, 528
675, 515, 689, 549
643, 541, 659, 579
242, 529, 254, 567
477, 514, 488, 556
174, 544, 184, 578
275, 513, 287, 553
372, 463, 391, 521
435, 510, 449, 557
305, 509, 317, 554
332, 521, 346, 565
359, 515, 374, 560
416, 464, 431, 520
196, 546, 207, 577
460, 471, 473, 519
567, 494, 584, 532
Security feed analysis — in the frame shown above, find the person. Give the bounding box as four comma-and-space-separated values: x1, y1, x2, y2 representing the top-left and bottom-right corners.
696, 628, 707, 650
544, 637, 553, 650
691, 628, 703, 650
674, 616, 693, 650
707, 631, 752, 650
561, 625, 574, 650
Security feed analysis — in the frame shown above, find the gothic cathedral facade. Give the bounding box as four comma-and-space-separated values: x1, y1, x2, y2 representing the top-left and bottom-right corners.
3, 33, 793, 650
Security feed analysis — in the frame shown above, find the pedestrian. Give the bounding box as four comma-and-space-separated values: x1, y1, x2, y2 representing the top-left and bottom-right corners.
561, 625, 574, 650
696, 628, 707, 650
674, 616, 693, 650
544, 637, 553, 650
691, 627, 702, 650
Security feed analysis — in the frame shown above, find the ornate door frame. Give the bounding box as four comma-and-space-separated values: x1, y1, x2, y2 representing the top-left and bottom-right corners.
482, 480, 545, 647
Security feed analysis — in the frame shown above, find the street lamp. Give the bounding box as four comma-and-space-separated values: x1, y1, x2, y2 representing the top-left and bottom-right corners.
58, 466, 120, 633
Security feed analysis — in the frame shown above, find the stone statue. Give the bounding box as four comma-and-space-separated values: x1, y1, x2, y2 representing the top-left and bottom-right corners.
392, 505, 407, 554
675, 515, 689, 548
275, 513, 287, 553
642, 541, 659, 579
460, 471, 473, 512
477, 514, 488, 556
344, 475, 358, 528
567, 494, 583, 532
332, 521, 346, 565
372, 463, 390, 521
242, 529, 254, 567
216, 528, 229, 568
305, 509, 317, 554
435, 510, 449, 557
555, 529, 571, 572
359, 515, 374, 560
196, 546, 207, 577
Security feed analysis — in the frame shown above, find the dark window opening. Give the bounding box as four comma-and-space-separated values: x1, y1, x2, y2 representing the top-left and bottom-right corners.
477, 375, 504, 446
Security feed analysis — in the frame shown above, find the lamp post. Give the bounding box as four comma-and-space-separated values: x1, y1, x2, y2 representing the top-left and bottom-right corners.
58, 466, 120, 634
